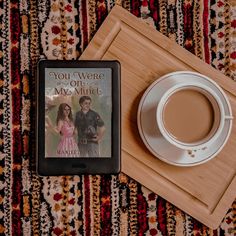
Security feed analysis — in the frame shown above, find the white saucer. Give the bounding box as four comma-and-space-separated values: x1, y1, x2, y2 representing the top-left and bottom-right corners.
137, 71, 233, 166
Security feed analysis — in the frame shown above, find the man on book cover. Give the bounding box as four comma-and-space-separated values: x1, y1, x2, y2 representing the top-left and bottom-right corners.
75, 96, 106, 157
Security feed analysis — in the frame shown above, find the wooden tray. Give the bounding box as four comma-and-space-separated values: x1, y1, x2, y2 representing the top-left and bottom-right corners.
80, 5, 236, 229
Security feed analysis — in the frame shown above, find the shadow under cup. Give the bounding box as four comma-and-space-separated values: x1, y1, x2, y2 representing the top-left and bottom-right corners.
159, 86, 222, 149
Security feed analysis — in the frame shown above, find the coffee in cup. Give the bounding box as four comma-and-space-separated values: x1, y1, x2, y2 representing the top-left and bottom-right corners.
162, 88, 220, 144
156, 83, 225, 150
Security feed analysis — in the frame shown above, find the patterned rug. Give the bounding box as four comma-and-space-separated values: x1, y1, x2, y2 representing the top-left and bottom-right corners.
0, 0, 236, 235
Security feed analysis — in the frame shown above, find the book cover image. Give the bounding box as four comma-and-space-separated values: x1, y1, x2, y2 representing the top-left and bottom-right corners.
44, 67, 112, 158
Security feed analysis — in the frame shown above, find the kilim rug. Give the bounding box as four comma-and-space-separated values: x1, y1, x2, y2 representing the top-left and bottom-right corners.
0, 0, 236, 235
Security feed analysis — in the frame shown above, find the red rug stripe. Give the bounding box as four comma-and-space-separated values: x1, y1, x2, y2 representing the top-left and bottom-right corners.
156, 197, 167, 235
12, 168, 22, 235
100, 175, 112, 236
96, 0, 107, 27
213, 229, 218, 236
10, 46, 20, 85
11, 88, 21, 126
193, 218, 203, 236
130, 0, 141, 17
203, 0, 210, 64
84, 175, 91, 236
81, 0, 88, 50
10, 2, 22, 235
149, 0, 159, 27
10, 7, 20, 45
137, 192, 148, 236
183, 1, 194, 53
12, 129, 23, 164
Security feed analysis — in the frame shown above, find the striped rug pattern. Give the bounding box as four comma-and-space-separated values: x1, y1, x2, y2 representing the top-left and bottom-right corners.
0, 0, 235, 235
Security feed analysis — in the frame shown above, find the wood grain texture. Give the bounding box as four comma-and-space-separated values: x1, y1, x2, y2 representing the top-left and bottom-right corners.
80, 5, 236, 229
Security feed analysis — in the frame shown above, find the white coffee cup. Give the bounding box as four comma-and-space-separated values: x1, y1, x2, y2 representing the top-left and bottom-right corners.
156, 80, 233, 151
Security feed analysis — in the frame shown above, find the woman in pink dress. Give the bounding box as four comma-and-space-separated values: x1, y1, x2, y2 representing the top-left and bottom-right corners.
55, 103, 79, 157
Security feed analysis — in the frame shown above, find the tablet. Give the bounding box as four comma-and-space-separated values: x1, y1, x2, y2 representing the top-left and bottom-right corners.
37, 60, 120, 175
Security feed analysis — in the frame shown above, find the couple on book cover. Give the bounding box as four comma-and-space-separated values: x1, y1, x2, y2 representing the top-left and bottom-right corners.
46, 95, 105, 158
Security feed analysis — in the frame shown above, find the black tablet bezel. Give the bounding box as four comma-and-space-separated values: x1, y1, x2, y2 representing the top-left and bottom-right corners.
37, 60, 120, 175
